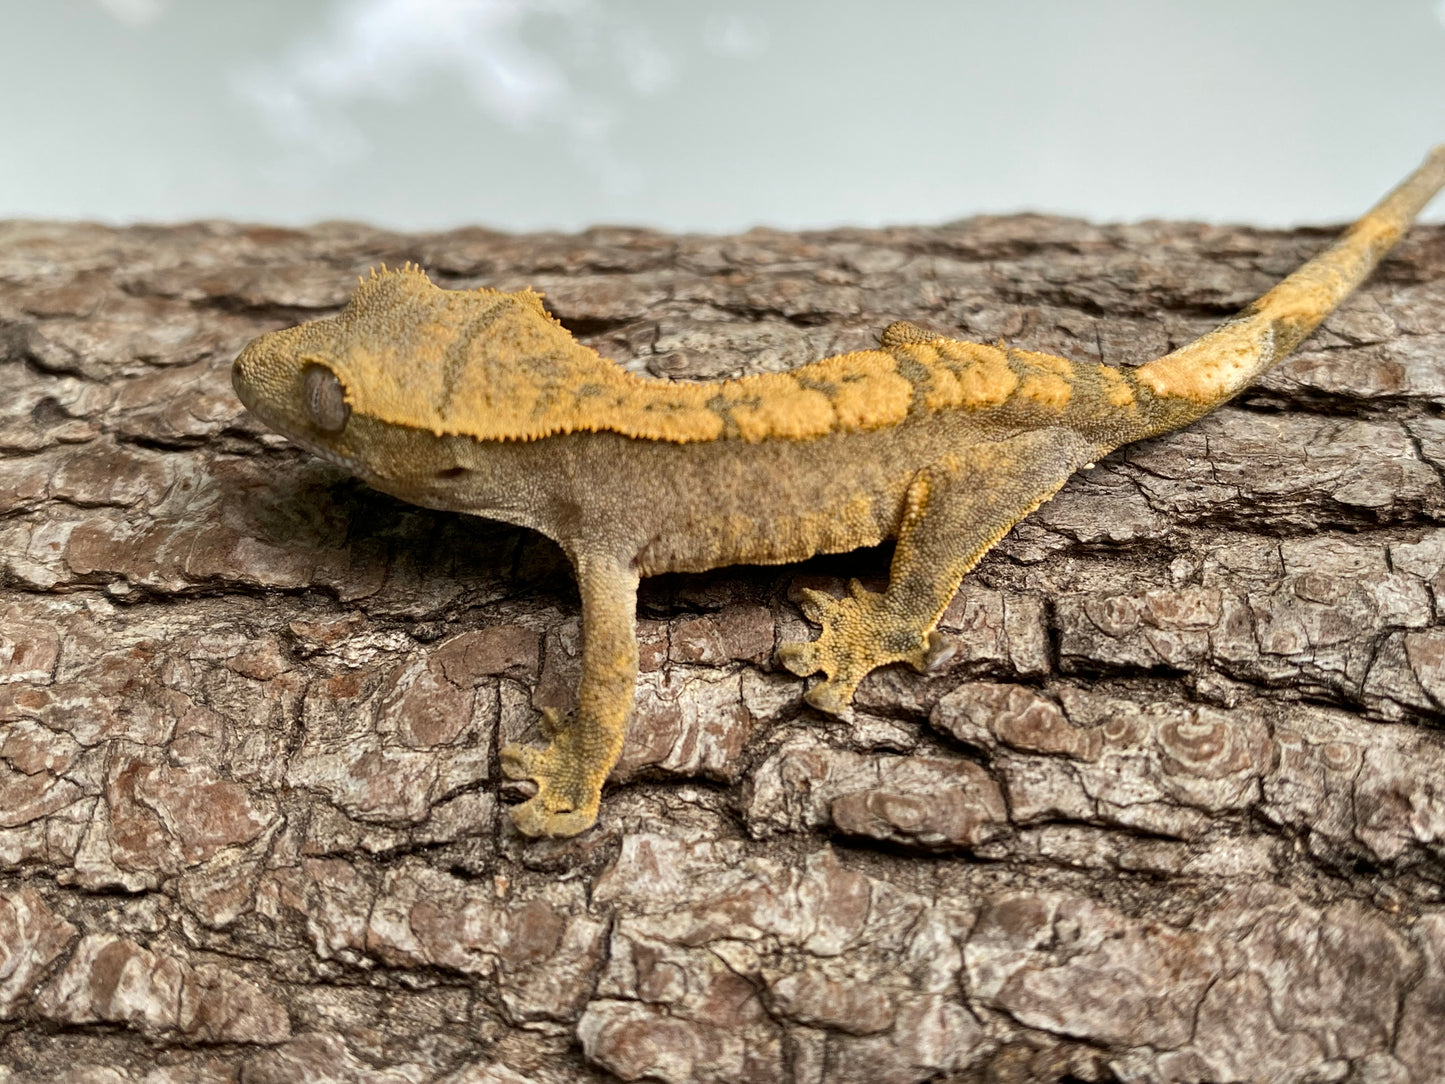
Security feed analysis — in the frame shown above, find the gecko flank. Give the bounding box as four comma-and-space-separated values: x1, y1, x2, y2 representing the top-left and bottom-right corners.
232, 149, 1445, 838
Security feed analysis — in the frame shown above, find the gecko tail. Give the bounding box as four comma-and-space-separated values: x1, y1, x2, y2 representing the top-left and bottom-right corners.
1126, 146, 1445, 438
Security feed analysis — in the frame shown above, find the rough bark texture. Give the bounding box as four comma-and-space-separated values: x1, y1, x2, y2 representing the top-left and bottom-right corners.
1, 213, 1444, 1084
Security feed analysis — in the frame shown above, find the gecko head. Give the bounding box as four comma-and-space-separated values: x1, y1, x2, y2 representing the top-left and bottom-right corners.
231, 263, 453, 446
232, 308, 349, 449
232, 263, 594, 456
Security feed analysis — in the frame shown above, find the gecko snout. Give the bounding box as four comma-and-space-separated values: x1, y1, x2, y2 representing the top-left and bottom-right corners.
230, 351, 252, 405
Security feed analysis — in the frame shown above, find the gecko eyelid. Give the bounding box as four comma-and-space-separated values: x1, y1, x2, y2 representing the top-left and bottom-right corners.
303, 364, 350, 434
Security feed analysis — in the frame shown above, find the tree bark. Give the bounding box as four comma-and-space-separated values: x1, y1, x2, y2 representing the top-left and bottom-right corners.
1, 213, 1444, 1083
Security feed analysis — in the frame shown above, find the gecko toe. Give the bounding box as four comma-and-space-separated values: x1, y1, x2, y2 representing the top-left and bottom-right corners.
776, 639, 821, 677
803, 677, 857, 717
913, 630, 958, 673
499, 741, 541, 780
509, 794, 600, 838
796, 587, 845, 624
537, 706, 565, 738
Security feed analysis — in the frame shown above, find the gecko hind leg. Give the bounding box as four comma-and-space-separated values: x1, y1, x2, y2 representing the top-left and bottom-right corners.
778, 430, 1098, 715
500, 551, 639, 837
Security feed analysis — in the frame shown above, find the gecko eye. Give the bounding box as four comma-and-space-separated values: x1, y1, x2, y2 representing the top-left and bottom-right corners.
302, 364, 350, 433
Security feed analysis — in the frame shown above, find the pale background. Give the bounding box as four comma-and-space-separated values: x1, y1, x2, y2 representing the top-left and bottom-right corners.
4, 0, 1445, 232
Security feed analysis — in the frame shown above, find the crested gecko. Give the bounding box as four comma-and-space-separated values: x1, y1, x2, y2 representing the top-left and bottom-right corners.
232, 149, 1445, 837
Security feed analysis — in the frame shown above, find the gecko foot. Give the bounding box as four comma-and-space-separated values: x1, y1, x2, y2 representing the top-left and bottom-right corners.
500, 709, 606, 837
777, 581, 937, 716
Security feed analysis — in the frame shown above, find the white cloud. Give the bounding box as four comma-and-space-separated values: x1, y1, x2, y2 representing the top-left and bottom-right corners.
94, 0, 166, 24
703, 11, 767, 58
232, 0, 676, 188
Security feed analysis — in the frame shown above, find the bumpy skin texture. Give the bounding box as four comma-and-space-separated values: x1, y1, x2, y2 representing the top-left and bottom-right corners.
233, 149, 1445, 837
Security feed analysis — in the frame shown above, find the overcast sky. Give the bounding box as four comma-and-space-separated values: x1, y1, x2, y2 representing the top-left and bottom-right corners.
3, 0, 1445, 232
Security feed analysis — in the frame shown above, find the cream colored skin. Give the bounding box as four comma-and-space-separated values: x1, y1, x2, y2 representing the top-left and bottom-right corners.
233, 149, 1445, 837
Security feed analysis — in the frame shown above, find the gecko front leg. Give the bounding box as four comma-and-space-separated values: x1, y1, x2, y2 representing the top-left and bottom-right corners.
778, 429, 1098, 714
501, 549, 639, 836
